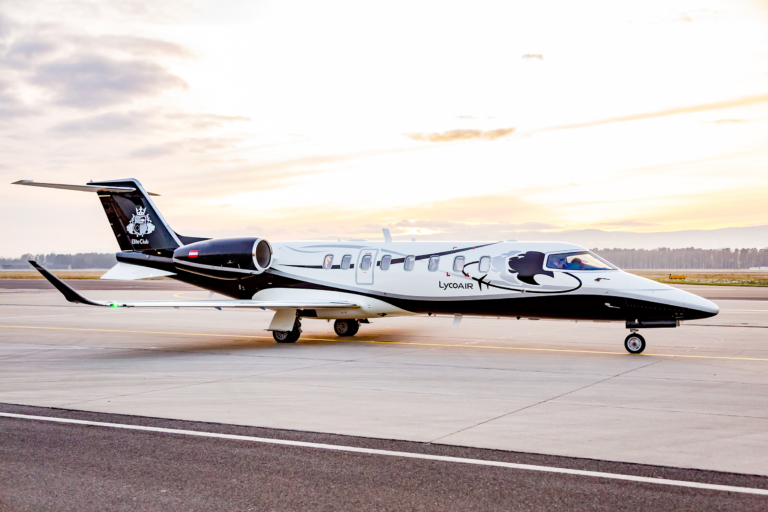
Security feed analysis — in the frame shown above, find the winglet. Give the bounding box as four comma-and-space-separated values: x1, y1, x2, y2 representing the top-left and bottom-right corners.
29, 261, 105, 306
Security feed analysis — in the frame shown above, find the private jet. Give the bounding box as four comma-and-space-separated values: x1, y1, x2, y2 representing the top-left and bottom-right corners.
13, 178, 719, 353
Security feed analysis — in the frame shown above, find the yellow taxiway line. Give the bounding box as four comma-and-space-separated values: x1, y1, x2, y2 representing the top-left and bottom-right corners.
2, 323, 768, 362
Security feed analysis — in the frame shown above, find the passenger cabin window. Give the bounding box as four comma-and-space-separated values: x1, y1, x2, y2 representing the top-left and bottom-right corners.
546, 251, 616, 271
380, 254, 392, 271
428, 255, 440, 272
479, 256, 491, 272
323, 254, 333, 270
453, 256, 465, 272
360, 254, 372, 271
404, 255, 415, 271
341, 254, 352, 270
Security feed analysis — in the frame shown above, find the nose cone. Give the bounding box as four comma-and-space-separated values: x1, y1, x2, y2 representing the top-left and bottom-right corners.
684, 292, 719, 320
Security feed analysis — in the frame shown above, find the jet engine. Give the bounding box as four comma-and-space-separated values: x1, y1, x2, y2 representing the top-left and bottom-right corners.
173, 237, 273, 279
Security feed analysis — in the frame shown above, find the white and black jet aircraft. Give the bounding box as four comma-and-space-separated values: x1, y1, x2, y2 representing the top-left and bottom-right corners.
14, 178, 719, 354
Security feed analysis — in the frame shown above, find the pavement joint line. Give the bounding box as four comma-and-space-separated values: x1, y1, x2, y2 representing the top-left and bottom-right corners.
688, 324, 768, 328
58, 359, 348, 408
1, 412, 766, 496
429, 359, 664, 443
3, 324, 768, 362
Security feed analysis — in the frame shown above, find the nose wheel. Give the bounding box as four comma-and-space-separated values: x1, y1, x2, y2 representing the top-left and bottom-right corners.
624, 333, 646, 354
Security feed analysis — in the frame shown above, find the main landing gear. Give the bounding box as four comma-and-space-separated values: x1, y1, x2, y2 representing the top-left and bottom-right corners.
334, 319, 360, 337
624, 331, 646, 354
273, 318, 366, 343
273, 318, 302, 343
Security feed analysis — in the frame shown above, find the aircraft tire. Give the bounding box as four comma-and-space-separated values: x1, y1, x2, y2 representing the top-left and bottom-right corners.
334, 319, 360, 337
624, 333, 646, 354
273, 323, 301, 343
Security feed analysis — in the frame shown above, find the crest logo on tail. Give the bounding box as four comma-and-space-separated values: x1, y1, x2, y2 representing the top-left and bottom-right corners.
126, 206, 155, 238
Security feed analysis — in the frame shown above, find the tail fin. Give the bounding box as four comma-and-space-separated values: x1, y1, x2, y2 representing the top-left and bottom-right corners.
13, 178, 182, 251
89, 178, 180, 251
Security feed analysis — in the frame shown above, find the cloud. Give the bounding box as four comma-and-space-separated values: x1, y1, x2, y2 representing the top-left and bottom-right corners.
388, 219, 558, 234
712, 119, 749, 124
0, 79, 35, 120
545, 94, 768, 132
26, 0, 193, 25
163, 112, 251, 130
5, 38, 57, 62
129, 137, 241, 158
595, 219, 657, 228
51, 110, 250, 136
32, 54, 188, 108
93, 35, 193, 58
0, 13, 16, 41
51, 112, 146, 134
404, 127, 515, 142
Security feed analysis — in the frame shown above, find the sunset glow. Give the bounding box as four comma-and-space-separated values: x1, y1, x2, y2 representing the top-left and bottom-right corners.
2, 0, 767, 253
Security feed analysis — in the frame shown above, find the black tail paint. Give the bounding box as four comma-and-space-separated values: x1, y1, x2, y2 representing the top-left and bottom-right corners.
89, 178, 183, 251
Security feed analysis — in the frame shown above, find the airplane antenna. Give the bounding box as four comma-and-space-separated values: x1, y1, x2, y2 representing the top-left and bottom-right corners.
382, 228, 392, 243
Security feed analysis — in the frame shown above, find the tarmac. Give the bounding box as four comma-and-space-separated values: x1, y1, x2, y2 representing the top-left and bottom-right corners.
1, 279, 768, 508
3, 403, 767, 511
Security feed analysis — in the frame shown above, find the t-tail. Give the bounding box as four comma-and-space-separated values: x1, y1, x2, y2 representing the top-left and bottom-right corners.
12, 178, 204, 251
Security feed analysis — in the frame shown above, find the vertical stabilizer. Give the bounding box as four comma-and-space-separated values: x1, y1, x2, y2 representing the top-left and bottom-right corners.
87, 179, 181, 251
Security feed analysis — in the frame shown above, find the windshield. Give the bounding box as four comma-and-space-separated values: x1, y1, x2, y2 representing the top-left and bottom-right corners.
546, 251, 616, 271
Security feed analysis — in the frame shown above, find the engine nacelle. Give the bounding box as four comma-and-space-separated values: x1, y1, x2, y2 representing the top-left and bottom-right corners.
173, 237, 273, 279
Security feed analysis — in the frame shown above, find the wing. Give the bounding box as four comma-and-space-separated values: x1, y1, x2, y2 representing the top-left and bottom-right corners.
29, 261, 360, 310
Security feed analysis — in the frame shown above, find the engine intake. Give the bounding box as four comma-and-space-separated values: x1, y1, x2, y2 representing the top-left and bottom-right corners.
173, 237, 273, 278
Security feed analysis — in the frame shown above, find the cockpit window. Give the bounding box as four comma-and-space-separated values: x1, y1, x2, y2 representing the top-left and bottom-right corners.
546, 251, 616, 271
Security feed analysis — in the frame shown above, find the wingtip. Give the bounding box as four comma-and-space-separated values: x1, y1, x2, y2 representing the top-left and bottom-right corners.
27, 260, 103, 306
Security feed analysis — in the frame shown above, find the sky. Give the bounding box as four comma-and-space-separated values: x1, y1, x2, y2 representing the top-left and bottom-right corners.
1, 0, 768, 255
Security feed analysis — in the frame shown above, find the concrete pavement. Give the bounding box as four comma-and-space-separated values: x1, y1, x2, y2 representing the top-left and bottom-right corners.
1, 283, 767, 476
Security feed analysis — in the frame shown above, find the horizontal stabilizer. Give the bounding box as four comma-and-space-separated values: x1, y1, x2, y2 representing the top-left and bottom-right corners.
31, 261, 360, 310
12, 180, 160, 196
101, 262, 175, 280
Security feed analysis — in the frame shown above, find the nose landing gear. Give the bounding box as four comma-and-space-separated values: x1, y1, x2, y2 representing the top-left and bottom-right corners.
624, 331, 646, 354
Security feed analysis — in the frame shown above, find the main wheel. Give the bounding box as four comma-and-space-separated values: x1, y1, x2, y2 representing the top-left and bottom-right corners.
273, 321, 301, 343
624, 333, 646, 354
334, 319, 360, 337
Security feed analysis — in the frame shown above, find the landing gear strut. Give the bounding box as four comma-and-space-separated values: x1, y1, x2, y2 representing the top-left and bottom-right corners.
334, 319, 360, 337
273, 318, 302, 343
624, 331, 646, 354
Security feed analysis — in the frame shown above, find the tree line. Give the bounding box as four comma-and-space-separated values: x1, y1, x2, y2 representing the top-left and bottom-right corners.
0, 253, 117, 270
592, 247, 768, 269
3, 248, 768, 270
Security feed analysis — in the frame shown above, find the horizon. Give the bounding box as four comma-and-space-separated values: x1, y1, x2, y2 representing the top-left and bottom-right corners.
2, 223, 767, 259
2, 0, 767, 254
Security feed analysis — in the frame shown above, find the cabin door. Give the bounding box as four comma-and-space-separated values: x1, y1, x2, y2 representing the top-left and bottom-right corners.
355, 248, 377, 285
